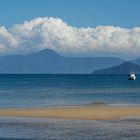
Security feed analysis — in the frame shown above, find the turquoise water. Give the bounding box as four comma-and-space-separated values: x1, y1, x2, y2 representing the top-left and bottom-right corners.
0, 74, 140, 108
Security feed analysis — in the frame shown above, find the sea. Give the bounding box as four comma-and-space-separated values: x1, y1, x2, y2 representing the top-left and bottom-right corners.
0, 74, 140, 139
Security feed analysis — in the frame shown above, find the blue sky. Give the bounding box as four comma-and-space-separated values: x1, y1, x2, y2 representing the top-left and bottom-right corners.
0, 0, 140, 28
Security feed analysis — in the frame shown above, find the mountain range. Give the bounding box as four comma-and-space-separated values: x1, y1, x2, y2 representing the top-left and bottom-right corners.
93, 61, 140, 74
0, 49, 124, 74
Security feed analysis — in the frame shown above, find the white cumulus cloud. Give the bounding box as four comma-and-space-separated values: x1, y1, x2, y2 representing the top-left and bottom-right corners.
0, 17, 140, 58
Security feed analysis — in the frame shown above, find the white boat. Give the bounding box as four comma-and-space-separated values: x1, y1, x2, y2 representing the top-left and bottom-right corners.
128, 72, 136, 80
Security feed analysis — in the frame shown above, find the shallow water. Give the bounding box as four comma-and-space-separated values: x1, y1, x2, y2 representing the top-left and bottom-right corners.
0, 74, 140, 108
0, 117, 139, 140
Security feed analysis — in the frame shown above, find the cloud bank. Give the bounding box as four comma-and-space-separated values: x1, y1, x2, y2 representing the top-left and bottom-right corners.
0, 17, 140, 58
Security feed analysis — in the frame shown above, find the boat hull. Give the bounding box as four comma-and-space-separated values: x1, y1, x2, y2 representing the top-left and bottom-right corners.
128, 74, 136, 80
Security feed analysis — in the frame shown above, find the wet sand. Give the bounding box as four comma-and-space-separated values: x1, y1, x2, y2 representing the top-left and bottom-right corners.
0, 106, 140, 120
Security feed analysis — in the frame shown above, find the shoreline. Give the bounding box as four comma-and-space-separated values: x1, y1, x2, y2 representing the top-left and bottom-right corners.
1, 103, 140, 110
0, 105, 140, 121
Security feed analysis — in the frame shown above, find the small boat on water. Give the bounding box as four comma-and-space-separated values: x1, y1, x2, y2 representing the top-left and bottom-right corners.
128, 72, 136, 80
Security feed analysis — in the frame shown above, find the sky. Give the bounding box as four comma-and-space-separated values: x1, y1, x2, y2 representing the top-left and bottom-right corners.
0, 0, 140, 28
0, 0, 140, 58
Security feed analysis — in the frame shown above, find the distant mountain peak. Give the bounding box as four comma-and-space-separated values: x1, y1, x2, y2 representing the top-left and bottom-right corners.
121, 61, 137, 65
27, 49, 61, 57
116, 61, 140, 69
38, 49, 57, 54
93, 61, 140, 74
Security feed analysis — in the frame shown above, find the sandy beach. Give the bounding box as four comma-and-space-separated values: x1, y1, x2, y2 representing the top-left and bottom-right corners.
0, 106, 140, 120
